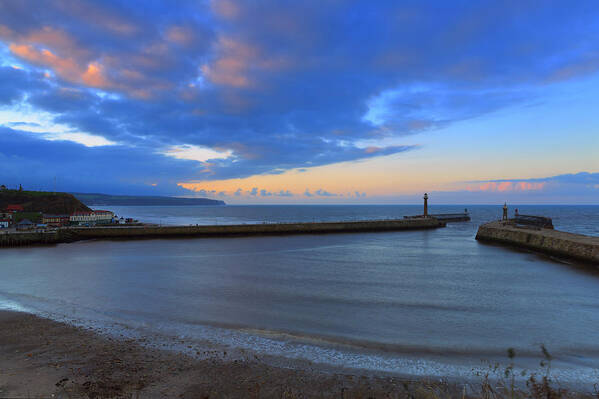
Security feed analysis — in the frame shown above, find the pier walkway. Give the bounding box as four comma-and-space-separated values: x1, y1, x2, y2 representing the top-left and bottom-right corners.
0, 218, 445, 248
476, 220, 599, 265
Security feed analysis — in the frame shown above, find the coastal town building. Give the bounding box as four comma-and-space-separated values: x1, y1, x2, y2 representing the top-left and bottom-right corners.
0, 212, 13, 221
42, 214, 70, 227
6, 204, 24, 212
70, 210, 115, 225
70, 211, 96, 225
93, 210, 115, 224
16, 219, 35, 231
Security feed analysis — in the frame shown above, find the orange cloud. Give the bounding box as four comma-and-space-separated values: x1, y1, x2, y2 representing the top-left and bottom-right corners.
81, 62, 110, 87
9, 43, 119, 92
9, 44, 81, 78
4, 24, 175, 99
23, 26, 90, 59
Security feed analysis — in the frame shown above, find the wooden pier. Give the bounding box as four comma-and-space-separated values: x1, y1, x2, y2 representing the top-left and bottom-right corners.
476, 220, 599, 265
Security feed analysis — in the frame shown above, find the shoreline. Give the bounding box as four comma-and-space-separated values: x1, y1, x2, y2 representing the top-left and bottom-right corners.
0, 309, 463, 398
0, 310, 596, 398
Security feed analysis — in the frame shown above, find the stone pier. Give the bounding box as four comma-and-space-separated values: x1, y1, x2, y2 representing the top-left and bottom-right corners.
0, 218, 445, 248
476, 220, 599, 265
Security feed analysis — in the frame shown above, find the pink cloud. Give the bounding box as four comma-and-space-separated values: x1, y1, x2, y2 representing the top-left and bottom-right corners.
6, 29, 177, 99
165, 26, 195, 46
364, 146, 382, 154
9, 44, 81, 79
467, 181, 546, 192
201, 35, 292, 89
53, 0, 139, 36
81, 62, 110, 87
211, 0, 241, 20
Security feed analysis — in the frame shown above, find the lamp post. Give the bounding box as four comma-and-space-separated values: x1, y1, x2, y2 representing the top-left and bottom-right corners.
423, 193, 428, 217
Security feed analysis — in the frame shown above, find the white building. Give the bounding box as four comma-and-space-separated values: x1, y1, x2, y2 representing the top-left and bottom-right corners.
0, 219, 9, 228
70, 210, 115, 225
93, 210, 114, 224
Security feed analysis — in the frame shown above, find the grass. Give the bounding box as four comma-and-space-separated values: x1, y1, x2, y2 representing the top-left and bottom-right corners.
13, 212, 42, 223
469, 345, 595, 399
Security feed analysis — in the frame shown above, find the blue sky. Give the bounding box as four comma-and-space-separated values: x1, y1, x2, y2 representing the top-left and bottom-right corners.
0, 0, 597, 203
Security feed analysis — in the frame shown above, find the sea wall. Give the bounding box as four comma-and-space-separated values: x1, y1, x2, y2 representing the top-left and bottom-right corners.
476, 221, 599, 264
0, 218, 444, 247
0, 231, 62, 247
72, 218, 444, 239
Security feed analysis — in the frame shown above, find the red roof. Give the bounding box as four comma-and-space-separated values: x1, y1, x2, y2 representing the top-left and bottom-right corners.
71, 211, 93, 216
93, 210, 113, 214
6, 204, 24, 211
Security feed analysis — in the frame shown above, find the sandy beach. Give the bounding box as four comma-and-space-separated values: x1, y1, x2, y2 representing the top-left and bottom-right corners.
1, 310, 598, 398
0, 310, 465, 398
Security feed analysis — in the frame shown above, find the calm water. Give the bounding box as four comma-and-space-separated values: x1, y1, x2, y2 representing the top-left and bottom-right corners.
1, 205, 599, 385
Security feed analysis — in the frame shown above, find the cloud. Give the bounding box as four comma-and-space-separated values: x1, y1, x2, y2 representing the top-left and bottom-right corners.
0, 126, 204, 195
467, 181, 547, 192
430, 172, 599, 203
1, 1, 599, 194
314, 189, 337, 197
275, 190, 293, 197
465, 172, 599, 193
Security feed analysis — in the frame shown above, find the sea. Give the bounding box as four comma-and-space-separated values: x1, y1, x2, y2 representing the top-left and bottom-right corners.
1, 205, 599, 387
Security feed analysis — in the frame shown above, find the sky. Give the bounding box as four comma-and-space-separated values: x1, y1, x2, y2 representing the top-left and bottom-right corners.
0, 0, 598, 204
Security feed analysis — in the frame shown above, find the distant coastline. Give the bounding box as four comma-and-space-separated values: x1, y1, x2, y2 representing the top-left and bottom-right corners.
72, 192, 225, 206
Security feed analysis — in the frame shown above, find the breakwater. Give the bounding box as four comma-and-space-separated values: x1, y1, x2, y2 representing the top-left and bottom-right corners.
476, 220, 599, 265
405, 213, 470, 222
0, 218, 444, 247
0, 231, 63, 247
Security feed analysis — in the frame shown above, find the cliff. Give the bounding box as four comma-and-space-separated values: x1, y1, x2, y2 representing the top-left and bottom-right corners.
0, 190, 91, 214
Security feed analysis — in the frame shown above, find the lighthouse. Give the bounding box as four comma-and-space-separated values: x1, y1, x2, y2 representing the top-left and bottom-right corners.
423, 193, 429, 217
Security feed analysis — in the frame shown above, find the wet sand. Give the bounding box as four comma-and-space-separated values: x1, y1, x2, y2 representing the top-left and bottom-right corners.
0, 310, 466, 398
1, 310, 596, 398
